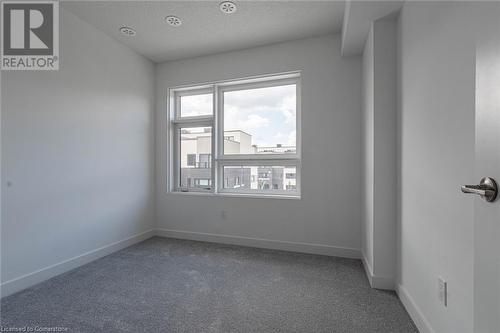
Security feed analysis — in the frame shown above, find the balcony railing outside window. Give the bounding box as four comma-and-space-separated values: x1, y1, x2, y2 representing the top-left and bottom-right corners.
256, 146, 296, 154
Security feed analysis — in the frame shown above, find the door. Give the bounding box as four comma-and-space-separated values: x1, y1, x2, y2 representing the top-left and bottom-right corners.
472, 4, 500, 332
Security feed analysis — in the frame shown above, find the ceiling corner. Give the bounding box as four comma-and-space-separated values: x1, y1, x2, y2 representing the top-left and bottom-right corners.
341, 0, 404, 57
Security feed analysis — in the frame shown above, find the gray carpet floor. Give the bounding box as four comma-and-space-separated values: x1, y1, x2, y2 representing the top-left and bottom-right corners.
1, 237, 418, 332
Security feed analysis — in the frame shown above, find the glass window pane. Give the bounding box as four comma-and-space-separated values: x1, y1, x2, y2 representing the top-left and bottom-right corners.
223, 84, 296, 155
180, 93, 213, 117
223, 166, 297, 192
180, 127, 212, 189
187, 154, 196, 166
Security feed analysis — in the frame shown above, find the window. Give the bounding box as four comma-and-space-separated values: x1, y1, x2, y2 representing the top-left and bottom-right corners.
223, 166, 297, 192
187, 154, 196, 167
194, 179, 211, 188
178, 126, 213, 191
169, 72, 300, 197
199, 154, 211, 168
179, 92, 213, 117
223, 84, 296, 155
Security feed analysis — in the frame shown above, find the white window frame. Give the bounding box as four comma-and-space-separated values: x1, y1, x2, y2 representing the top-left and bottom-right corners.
171, 86, 215, 193
167, 71, 301, 198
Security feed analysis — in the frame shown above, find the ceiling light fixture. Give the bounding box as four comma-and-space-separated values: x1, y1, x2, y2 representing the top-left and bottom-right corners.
165, 15, 182, 27
219, 1, 237, 14
119, 26, 136, 36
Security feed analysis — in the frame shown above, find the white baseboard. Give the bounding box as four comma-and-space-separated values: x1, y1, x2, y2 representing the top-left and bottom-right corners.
1, 229, 155, 298
155, 228, 361, 259
1, 228, 361, 298
397, 283, 435, 333
361, 255, 394, 290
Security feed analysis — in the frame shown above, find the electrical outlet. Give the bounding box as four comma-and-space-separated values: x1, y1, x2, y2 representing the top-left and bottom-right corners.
438, 277, 448, 306
220, 210, 227, 220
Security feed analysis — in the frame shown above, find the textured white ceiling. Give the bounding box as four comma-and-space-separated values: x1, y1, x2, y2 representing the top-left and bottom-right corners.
62, 1, 345, 63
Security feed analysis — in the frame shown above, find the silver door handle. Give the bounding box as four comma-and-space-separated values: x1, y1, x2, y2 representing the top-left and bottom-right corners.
461, 177, 498, 202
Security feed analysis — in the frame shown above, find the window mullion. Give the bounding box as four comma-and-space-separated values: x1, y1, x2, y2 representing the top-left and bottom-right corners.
172, 117, 213, 126
218, 159, 300, 167
216, 155, 299, 162
214, 84, 220, 193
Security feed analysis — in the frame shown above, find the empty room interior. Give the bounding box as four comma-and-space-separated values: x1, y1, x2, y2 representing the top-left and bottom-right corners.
1, 0, 500, 332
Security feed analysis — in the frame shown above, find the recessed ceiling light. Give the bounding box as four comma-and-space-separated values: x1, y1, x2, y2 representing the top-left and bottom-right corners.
220, 1, 237, 14
165, 15, 182, 27
119, 26, 136, 36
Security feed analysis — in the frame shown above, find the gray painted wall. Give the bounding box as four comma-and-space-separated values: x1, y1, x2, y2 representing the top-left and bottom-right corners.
362, 24, 375, 274
362, 18, 397, 288
156, 35, 363, 255
372, 19, 397, 283
1, 9, 155, 290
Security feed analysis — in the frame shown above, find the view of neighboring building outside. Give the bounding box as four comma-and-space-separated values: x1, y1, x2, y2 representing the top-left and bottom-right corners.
180, 128, 296, 191
174, 79, 298, 194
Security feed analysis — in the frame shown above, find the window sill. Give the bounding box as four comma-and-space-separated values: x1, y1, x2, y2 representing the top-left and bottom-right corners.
166, 191, 301, 200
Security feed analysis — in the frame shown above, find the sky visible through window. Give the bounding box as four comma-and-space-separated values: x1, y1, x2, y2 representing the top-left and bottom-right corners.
180, 93, 212, 117
224, 84, 296, 147
179, 84, 296, 149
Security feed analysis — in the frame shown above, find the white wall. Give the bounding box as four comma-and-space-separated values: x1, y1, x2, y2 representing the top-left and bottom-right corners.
1, 9, 155, 296
397, 2, 496, 332
156, 35, 363, 256
362, 24, 375, 276
372, 19, 397, 285
362, 18, 397, 289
